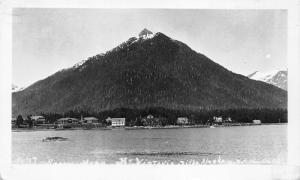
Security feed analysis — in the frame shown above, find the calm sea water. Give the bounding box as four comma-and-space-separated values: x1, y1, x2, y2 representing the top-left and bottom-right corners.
12, 124, 287, 164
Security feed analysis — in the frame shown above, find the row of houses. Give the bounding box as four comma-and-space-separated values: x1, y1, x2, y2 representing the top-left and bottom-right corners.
54, 117, 101, 124
11, 115, 47, 126
12, 116, 101, 125
213, 116, 261, 124
12, 116, 124, 127
54, 117, 126, 128
176, 116, 261, 125
12, 114, 262, 128
13, 115, 185, 126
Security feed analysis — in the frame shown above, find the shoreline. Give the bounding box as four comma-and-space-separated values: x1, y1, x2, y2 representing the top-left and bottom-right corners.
11, 123, 287, 132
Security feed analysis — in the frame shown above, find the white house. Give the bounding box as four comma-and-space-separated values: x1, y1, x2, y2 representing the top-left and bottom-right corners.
177, 117, 189, 125
213, 116, 223, 123
83, 117, 99, 124
253, 120, 261, 124
106, 117, 126, 127
31, 115, 46, 124
56, 117, 79, 124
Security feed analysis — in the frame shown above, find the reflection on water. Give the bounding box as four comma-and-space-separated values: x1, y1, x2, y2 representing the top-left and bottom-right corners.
12, 124, 287, 164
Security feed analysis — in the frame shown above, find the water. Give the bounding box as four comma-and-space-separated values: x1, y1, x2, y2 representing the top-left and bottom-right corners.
12, 124, 287, 164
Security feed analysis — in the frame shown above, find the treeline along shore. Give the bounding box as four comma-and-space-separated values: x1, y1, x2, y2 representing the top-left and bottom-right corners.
12, 107, 287, 129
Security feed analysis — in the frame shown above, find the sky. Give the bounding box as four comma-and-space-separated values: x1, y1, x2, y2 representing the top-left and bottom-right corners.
12, 9, 287, 87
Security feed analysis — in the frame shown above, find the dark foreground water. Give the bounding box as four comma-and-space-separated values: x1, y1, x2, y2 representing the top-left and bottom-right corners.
12, 124, 287, 164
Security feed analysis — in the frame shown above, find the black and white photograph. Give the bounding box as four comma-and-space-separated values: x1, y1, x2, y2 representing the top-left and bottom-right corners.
11, 8, 288, 164
1, 1, 300, 180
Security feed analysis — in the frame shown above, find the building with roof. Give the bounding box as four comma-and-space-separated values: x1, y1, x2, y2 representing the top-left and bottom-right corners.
106, 117, 126, 127
31, 115, 46, 124
213, 116, 223, 123
83, 117, 99, 124
253, 120, 261, 124
56, 117, 79, 124
177, 117, 189, 125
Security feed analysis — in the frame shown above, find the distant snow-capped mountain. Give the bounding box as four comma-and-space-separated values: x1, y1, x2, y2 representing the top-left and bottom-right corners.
12, 84, 24, 92
248, 70, 287, 90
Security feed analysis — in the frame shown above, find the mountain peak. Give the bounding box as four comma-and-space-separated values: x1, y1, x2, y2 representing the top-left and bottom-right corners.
138, 28, 153, 38
248, 70, 287, 90
12, 30, 287, 116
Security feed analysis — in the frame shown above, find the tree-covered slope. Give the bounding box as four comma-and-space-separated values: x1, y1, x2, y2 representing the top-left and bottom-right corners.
12, 30, 287, 116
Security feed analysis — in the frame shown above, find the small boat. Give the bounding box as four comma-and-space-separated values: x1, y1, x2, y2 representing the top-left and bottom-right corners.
209, 126, 216, 128
42, 136, 68, 142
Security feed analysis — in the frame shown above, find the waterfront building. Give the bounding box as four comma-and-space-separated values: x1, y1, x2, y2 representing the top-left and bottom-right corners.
177, 117, 189, 125
106, 117, 125, 127
31, 115, 46, 124
83, 117, 99, 124
253, 120, 261, 124
213, 116, 223, 123
56, 117, 79, 124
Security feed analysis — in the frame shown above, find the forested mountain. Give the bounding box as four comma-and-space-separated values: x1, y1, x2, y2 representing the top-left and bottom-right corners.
12, 29, 287, 116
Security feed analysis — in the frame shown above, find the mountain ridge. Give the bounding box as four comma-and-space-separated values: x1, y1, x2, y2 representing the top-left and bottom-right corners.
12, 29, 287, 116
